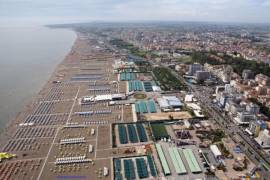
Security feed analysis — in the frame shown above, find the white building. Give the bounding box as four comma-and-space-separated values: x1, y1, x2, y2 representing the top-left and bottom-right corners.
255, 129, 270, 149
152, 85, 162, 92
246, 103, 260, 115
157, 98, 170, 110
210, 144, 222, 159
186, 103, 205, 118
81, 93, 126, 103
163, 96, 183, 108
255, 74, 270, 86
224, 84, 233, 94
246, 120, 267, 137
234, 112, 256, 125
215, 86, 225, 95
113, 60, 135, 71
225, 101, 245, 115
157, 96, 183, 111
216, 92, 230, 108
184, 94, 194, 103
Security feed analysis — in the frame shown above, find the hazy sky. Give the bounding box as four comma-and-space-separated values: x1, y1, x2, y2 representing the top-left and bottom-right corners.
1, 0, 270, 25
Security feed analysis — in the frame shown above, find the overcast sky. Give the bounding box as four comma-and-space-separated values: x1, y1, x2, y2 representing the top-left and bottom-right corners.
1, 0, 270, 25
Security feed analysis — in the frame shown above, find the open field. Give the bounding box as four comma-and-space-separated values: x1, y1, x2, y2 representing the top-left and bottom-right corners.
153, 66, 185, 90
144, 111, 192, 121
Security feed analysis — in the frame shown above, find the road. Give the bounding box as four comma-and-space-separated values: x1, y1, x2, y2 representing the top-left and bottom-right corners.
155, 61, 270, 170
106, 38, 270, 170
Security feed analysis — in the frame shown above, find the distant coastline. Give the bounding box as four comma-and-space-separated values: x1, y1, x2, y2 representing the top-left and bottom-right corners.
0, 26, 76, 132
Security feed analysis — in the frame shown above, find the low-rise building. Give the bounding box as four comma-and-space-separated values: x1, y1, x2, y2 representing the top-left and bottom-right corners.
246, 103, 260, 115
225, 101, 245, 116
163, 96, 183, 109
188, 63, 202, 76
255, 129, 270, 148
215, 86, 225, 95
255, 86, 268, 95
157, 98, 170, 111
184, 94, 194, 103
157, 96, 183, 111
255, 74, 270, 86
242, 69, 254, 80
246, 120, 267, 137
234, 112, 256, 125
216, 92, 231, 108
210, 144, 222, 159
224, 84, 233, 94
195, 71, 211, 82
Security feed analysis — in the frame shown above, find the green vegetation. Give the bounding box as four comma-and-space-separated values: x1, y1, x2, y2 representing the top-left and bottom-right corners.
217, 143, 232, 158
249, 98, 270, 119
149, 53, 161, 59
134, 93, 147, 99
217, 164, 227, 171
196, 129, 225, 143
112, 124, 117, 148
152, 67, 185, 91
190, 51, 216, 65
110, 39, 147, 58
211, 129, 226, 143
190, 51, 270, 77
233, 156, 249, 171
243, 157, 249, 169
176, 55, 193, 64
150, 123, 169, 140
134, 61, 152, 72
182, 106, 195, 117
203, 152, 210, 163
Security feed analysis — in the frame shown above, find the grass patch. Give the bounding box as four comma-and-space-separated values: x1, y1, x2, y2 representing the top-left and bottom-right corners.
175, 56, 193, 64
134, 93, 147, 99
150, 123, 169, 141
217, 142, 232, 158
196, 129, 225, 143
134, 61, 152, 72
110, 39, 147, 58
152, 67, 185, 91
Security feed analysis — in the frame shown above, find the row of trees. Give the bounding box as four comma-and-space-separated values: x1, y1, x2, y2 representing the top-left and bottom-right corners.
152, 67, 185, 90
190, 51, 270, 77
110, 39, 147, 58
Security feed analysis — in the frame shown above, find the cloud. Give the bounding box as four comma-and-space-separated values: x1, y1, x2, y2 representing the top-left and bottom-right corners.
0, 0, 269, 24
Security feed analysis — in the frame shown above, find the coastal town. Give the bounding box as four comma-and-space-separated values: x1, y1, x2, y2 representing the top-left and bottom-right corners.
1, 23, 270, 180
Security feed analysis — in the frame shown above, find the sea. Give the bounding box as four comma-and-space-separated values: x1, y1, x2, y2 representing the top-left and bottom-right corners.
0, 26, 76, 132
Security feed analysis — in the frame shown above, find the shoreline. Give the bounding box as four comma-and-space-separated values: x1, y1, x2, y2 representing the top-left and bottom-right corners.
0, 29, 78, 148
0, 30, 126, 180
0, 25, 76, 131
